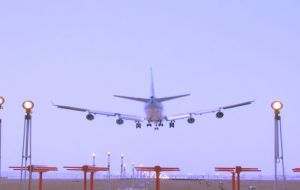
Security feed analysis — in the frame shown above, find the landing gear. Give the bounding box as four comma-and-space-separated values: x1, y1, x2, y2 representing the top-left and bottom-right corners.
136, 122, 141, 129
153, 121, 163, 130
169, 121, 175, 128
146, 121, 152, 127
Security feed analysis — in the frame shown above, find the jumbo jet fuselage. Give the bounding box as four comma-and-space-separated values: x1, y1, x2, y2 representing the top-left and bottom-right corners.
144, 96, 164, 122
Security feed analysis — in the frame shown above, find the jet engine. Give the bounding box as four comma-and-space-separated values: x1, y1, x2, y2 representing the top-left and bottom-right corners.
187, 117, 195, 124
116, 118, 124, 125
216, 111, 224, 118
86, 113, 95, 121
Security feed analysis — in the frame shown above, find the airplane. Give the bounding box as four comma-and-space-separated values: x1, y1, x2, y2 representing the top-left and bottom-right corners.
54, 71, 254, 130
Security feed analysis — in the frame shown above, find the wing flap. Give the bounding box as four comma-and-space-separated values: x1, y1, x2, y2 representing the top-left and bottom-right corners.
165, 100, 254, 121
54, 104, 88, 112
221, 101, 254, 109
54, 103, 144, 122
119, 114, 144, 122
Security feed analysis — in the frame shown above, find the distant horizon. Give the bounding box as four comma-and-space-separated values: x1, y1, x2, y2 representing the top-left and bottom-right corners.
2, 170, 299, 180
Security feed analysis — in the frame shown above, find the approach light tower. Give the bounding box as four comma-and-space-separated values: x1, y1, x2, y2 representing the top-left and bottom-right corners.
271, 101, 286, 190
120, 154, 124, 178
0, 96, 4, 178
107, 151, 111, 179
21, 100, 34, 189
92, 153, 96, 167
132, 162, 135, 178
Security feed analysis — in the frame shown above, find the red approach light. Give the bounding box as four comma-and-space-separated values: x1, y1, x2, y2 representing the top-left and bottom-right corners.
64, 165, 109, 190
135, 165, 180, 190
215, 166, 261, 190
293, 168, 300, 172
10, 165, 57, 190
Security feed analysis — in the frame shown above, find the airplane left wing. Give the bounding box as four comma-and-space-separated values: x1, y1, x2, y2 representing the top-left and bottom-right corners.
165, 100, 254, 121
53, 103, 144, 123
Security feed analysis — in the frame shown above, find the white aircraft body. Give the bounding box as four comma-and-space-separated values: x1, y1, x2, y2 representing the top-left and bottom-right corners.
54, 71, 254, 130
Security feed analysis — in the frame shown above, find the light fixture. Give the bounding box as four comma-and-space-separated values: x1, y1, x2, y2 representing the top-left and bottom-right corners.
108, 151, 111, 155
22, 100, 34, 113
121, 154, 124, 158
271, 101, 283, 112
0, 96, 4, 108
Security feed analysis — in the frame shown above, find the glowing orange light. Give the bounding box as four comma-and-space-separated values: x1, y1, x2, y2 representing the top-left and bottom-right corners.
0, 96, 4, 107
22, 100, 34, 113
271, 101, 283, 111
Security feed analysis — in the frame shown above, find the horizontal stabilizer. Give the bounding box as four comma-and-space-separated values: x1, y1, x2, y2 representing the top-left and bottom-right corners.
157, 94, 190, 102
114, 95, 149, 102
222, 101, 254, 109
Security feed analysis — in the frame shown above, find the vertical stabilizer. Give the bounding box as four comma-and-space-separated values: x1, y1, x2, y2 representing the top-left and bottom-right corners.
150, 68, 155, 97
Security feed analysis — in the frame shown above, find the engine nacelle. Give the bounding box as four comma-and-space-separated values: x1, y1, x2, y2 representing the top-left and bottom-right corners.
86, 113, 95, 121
116, 118, 124, 125
216, 111, 224, 118
187, 117, 195, 124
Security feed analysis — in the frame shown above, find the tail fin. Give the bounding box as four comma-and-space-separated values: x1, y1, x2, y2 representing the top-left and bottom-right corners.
157, 94, 190, 102
150, 68, 155, 97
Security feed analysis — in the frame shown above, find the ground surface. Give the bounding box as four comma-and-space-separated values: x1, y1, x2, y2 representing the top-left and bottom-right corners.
0, 179, 298, 190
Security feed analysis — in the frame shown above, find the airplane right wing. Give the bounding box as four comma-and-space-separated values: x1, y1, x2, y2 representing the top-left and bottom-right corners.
165, 100, 254, 121
53, 103, 144, 124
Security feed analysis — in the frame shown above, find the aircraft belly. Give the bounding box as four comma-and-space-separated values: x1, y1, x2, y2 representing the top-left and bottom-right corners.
146, 108, 163, 121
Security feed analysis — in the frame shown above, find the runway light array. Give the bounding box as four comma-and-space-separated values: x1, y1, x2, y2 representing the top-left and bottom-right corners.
0, 96, 4, 108
271, 101, 283, 112
22, 100, 34, 113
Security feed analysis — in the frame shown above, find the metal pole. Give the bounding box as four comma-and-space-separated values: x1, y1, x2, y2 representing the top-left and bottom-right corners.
0, 98, 3, 179
120, 154, 123, 178
132, 162, 135, 178
232, 172, 235, 190
90, 172, 94, 190
124, 165, 126, 178
92, 155, 95, 167
29, 117, 32, 190
20, 113, 32, 190
83, 171, 87, 190
38, 172, 43, 190
274, 110, 286, 190
274, 115, 278, 190
20, 115, 27, 189
237, 172, 240, 190
155, 170, 160, 190
279, 118, 286, 189
107, 152, 111, 179
0, 119, 2, 178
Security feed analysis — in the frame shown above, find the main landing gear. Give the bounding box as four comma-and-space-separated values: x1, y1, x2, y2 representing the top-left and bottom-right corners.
158, 121, 163, 126
136, 122, 142, 129
169, 121, 175, 128
146, 121, 164, 130
146, 121, 152, 127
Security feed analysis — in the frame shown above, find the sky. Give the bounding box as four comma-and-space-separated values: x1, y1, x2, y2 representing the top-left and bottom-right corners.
0, 0, 300, 177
